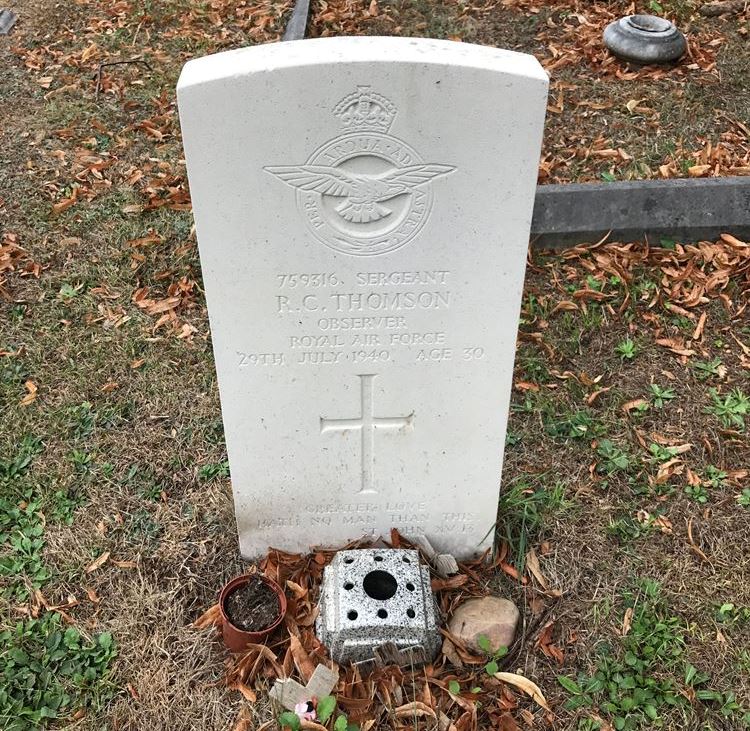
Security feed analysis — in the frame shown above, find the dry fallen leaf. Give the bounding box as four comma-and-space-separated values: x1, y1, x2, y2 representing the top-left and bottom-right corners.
395, 701, 437, 719
20, 380, 38, 406
85, 551, 110, 573
622, 607, 634, 636
193, 603, 222, 629
494, 672, 551, 712
622, 398, 648, 414
288, 632, 315, 683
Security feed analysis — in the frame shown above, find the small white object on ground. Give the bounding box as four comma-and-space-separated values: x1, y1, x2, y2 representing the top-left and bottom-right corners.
269, 664, 338, 711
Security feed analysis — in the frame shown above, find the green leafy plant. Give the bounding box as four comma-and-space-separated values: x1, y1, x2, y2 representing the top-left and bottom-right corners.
545, 409, 599, 440
693, 357, 724, 380
647, 443, 680, 463
704, 465, 728, 488
316, 695, 337, 724
278, 711, 301, 730
448, 680, 461, 695
596, 440, 631, 475
706, 388, 749, 430
477, 634, 508, 675
198, 460, 230, 481
615, 337, 638, 360
557, 581, 686, 730
47, 489, 83, 525
738, 489, 750, 508
496, 478, 568, 571
607, 515, 651, 542
0, 612, 116, 730
715, 603, 750, 626
67, 401, 96, 439
648, 384, 675, 408
334, 714, 359, 731
684, 483, 709, 504
0, 437, 48, 600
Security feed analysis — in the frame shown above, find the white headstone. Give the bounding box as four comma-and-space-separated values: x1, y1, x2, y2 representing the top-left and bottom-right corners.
178, 37, 548, 559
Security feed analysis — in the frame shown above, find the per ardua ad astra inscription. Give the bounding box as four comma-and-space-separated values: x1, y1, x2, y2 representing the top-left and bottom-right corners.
177, 37, 548, 558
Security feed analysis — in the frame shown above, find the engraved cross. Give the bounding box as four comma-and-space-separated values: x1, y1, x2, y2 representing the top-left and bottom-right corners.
320, 374, 414, 495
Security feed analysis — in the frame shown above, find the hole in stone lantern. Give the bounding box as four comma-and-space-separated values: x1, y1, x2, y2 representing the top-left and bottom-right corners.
377, 609, 388, 619
406, 608, 416, 619
373, 555, 384, 562
347, 610, 358, 620
344, 557, 354, 564
406, 582, 416, 592
344, 582, 354, 590
402, 556, 411, 563
362, 570, 398, 600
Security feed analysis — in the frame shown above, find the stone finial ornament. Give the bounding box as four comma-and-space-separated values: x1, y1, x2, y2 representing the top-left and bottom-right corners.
603, 15, 687, 64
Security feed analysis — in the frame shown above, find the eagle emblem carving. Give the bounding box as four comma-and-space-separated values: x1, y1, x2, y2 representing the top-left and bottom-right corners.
264, 86, 455, 256
265, 164, 454, 224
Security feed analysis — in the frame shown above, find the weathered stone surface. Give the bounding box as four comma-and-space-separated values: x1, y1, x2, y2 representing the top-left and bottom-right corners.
448, 596, 520, 653
0, 9, 18, 34
531, 176, 750, 249
316, 549, 441, 664
177, 37, 548, 559
603, 15, 686, 64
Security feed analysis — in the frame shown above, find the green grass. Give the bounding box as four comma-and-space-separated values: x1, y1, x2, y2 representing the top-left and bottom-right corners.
0, 437, 48, 601
558, 580, 750, 730
497, 477, 569, 570
0, 613, 117, 730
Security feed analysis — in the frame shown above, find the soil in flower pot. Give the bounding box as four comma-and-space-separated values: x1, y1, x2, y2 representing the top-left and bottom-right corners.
224, 574, 281, 631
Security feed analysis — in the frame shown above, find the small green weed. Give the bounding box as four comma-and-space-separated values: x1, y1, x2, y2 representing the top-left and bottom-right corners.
198, 460, 230, 481
715, 603, 750, 626
47, 489, 84, 525
615, 337, 638, 360
607, 515, 651, 542
649, 384, 675, 408
545, 409, 600, 441
0, 613, 116, 730
738, 489, 750, 508
67, 402, 96, 440
684, 483, 709, 503
706, 388, 749, 430
477, 634, 509, 675
704, 465, 728, 488
693, 358, 724, 380
596, 440, 631, 475
648, 443, 681, 462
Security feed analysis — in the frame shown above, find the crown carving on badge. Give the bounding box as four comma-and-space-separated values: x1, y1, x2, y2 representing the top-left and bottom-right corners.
333, 86, 397, 133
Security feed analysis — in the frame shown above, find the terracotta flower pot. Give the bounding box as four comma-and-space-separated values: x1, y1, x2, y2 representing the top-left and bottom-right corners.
219, 573, 287, 652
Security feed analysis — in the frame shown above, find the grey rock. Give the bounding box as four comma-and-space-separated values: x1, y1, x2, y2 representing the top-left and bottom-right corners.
0, 9, 18, 34
316, 548, 441, 665
448, 596, 520, 654
603, 15, 686, 64
531, 176, 750, 249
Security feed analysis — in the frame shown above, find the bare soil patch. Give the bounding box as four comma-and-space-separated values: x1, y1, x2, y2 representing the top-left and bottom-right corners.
225, 576, 281, 632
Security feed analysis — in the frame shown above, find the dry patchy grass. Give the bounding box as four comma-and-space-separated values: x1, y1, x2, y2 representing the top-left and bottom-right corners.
1, 1, 749, 730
